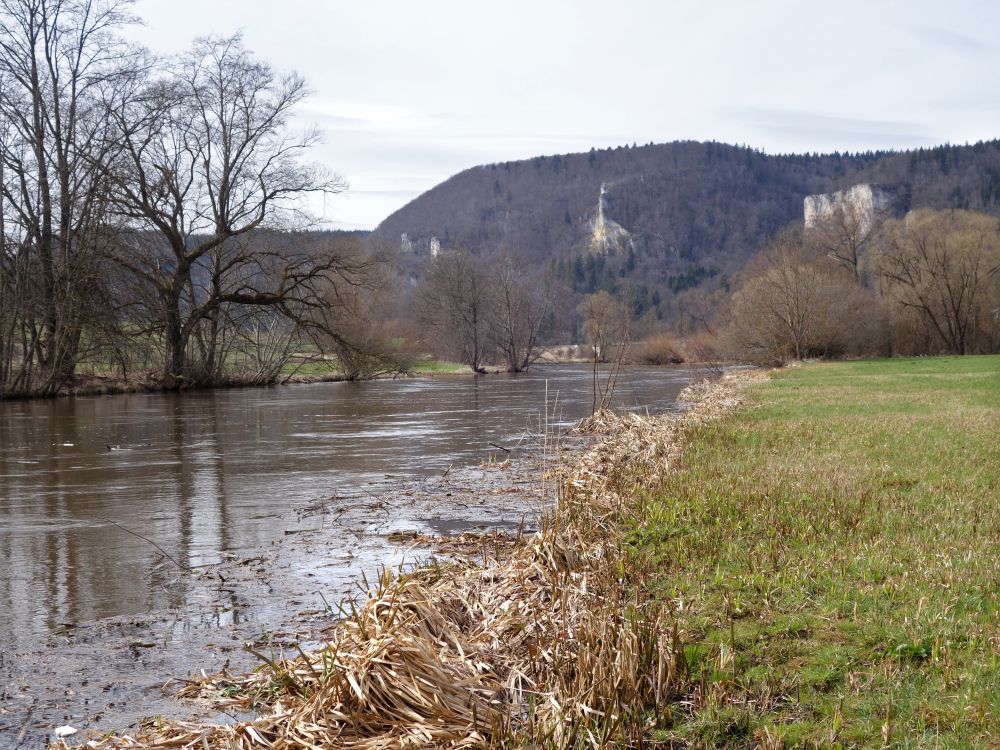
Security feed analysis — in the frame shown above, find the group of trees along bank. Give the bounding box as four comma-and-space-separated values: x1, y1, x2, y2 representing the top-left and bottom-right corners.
414, 204, 1000, 374
414, 253, 557, 374
1, 2, 998, 398
0, 0, 391, 397
721, 207, 1000, 365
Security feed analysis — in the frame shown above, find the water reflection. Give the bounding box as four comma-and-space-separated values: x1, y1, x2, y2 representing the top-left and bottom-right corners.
0, 365, 689, 651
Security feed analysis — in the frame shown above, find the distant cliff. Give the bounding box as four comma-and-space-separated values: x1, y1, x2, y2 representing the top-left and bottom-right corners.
589, 182, 634, 255
376, 139, 1000, 306
804, 184, 905, 233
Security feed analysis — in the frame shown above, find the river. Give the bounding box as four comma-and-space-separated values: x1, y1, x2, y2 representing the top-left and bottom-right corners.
0, 365, 690, 656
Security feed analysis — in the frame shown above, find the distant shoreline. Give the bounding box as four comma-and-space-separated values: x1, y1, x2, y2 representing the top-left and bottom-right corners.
0, 354, 659, 402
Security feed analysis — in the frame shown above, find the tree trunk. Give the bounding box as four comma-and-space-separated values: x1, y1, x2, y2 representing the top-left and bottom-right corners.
163, 288, 186, 387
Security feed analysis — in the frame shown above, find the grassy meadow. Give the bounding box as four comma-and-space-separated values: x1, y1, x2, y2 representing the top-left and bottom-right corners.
632, 357, 1000, 747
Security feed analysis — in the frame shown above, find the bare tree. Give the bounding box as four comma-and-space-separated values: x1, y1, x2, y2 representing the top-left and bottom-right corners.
577, 290, 630, 412
809, 201, 890, 285
490, 257, 551, 372
0, 0, 134, 395
874, 209, 1000, 355
301, 234, 414, 380
417, 251, 493, 373
103, 35, 347, 386
723, 228, 885, 364
577, 290, 628, 363
674, 287, 725, 337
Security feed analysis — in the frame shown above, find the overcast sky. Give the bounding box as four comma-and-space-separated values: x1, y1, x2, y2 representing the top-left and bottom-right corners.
127, 1, 999, 230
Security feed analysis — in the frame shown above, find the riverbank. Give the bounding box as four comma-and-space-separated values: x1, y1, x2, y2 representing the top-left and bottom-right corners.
59, 370, 758, 748
0, 370, 355, 401
0, 349, 712, 401
0, 358, 523, 401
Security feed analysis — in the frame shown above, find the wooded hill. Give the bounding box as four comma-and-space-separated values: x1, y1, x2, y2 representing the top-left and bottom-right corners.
375, 139, 1000, 310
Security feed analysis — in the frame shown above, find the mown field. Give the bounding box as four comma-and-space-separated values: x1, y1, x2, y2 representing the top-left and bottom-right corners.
631, 357, 1000, 747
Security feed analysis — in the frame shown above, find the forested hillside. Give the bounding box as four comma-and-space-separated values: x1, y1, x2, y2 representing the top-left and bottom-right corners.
376, 140, 1000, 305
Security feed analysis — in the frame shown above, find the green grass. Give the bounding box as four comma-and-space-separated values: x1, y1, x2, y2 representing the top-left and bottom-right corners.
283, 357, 467, 378
410, 359, 467, 374
631, 356, 1000, 748
279, 358, 341, 378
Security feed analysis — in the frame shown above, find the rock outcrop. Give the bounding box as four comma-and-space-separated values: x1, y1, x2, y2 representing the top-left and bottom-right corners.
804, 183, 899, 234
589, 183, 634, 254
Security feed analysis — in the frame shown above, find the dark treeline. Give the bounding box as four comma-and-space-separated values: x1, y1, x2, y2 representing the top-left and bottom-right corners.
0, 1, 404, 398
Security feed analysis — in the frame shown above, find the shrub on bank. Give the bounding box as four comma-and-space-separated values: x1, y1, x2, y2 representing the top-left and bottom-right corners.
629, 332, 685, 364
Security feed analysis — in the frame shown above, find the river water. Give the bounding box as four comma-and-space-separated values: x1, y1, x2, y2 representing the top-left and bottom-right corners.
0, 365, 690, 656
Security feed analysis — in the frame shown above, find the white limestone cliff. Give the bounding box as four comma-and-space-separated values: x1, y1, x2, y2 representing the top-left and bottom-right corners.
804, 184, 896, 235
589, 183, 634, 254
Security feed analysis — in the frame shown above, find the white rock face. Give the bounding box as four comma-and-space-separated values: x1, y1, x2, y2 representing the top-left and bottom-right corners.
589, 183, 633, 254
430, 237, 440, 258
804, 184, 895, 235
400, 233, 413, 253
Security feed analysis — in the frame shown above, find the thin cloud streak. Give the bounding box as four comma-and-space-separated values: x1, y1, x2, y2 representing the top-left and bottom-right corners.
730, 107, 941, 151
902, 22, 992, 53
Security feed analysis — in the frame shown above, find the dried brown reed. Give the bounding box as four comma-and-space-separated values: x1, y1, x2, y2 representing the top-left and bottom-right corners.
70, 371, 762, 750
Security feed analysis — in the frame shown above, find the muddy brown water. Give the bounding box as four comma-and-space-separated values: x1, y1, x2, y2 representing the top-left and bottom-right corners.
0, 365, 690, 746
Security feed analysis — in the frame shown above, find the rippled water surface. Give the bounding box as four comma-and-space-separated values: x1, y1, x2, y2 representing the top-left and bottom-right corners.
0, 365, 689, 650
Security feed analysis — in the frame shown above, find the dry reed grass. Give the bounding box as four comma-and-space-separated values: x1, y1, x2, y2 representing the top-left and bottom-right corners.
69, 370, 762, 750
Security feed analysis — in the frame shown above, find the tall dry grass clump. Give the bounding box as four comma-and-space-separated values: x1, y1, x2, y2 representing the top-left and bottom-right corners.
75, 371, 762, 750
627, 332, 685, 365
